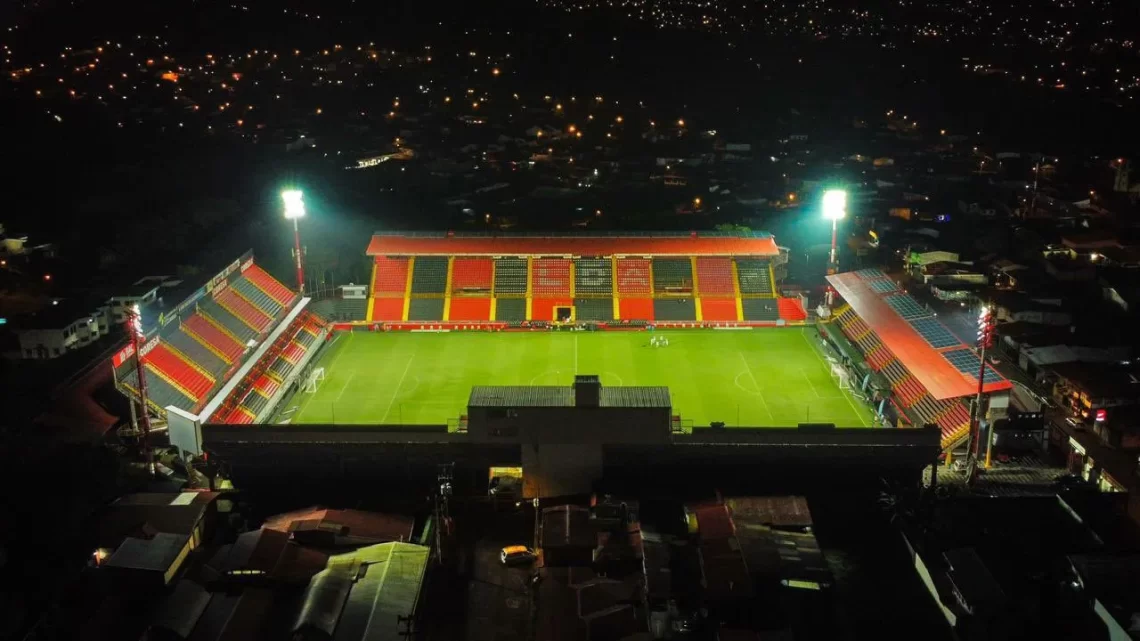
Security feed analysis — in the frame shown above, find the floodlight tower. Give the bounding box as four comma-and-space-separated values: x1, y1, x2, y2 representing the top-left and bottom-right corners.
822, 189, 847, 306
127, 304, 155, 476
282, 190, 306, 294
967, 305, 997, 484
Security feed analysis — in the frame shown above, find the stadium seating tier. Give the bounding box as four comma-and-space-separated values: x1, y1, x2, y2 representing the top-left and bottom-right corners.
372, 257, 411, 296
370, 298, 405, 321
408, 298, 445, 321
184, 314, 245, 362
410, 257, 449, 295
242, 264, 297, 306
451, 258, 494, 293
735, 258, 774, 296
231, 277, 283, 317
695, 257, 735, 296
573, 258, 613, 296
652, 258, 693, 294
531, 298, 573, 322
699, 298, 738, 322
618, 298, 654, 321
741, 298, 779, 322
449, 297, 492, 322
495, 298, 527, 322
217, 288, 274, 333
164, 328, 228, 378
493, 258, 528, 295
144, 344, 214, 401
615, 259, 652, 295
532, 259, 571, 296
574, 298, 614, 322
653, 299, 697, 321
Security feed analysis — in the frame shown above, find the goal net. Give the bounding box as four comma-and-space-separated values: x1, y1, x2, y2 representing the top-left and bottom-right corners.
302, 367, 326, 394
830, 361, 851, 391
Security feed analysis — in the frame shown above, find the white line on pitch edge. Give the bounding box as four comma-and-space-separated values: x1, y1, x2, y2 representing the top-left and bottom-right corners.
799, 328, 869, 427
334, 370, 356, 403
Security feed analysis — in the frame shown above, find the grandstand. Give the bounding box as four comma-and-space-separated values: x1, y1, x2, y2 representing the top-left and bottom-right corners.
363, 231, 806, 324
825, 269, 1013, 449
112, 252, 329, 424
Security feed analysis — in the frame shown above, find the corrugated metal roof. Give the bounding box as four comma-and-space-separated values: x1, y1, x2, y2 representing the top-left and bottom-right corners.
152, 579, 211, 638
335, 542, 430, 641
599, 387, 670, 408
469, 386, 573, 407
469, 385, 670, 408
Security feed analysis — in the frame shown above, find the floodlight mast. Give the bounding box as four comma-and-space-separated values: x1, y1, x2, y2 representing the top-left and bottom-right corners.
282, 190, 306, 294
822, 190, 847, 306
127, 304, 155, 477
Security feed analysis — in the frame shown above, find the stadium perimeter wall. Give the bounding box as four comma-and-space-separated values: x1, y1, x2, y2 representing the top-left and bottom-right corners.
200, 423, 940, 491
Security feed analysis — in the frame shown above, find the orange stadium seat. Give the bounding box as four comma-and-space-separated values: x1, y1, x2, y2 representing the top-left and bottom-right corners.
449, 297, 492, 321
372, 257, 410, 296
451, 258, 494, 293
699, 298, 738, 321
695, 257, 735, 296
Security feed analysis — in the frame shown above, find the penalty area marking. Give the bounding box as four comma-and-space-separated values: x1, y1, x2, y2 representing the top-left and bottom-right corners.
799, 328, 870, 427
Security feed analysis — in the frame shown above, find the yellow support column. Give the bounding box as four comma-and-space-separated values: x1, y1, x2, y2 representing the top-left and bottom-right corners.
365, 260, 378, 322
569, 259, 576, 298
767, 262, 777, 297
402, 257, 415, 321
442, 256, 455, 321
691, 256, 702, 321
731, 259, 744, 321
490, 297, 497, 321
611, 256, 620, 319
489, 258, 498, 320
647, 258, 656, 297
526, 257, 534, 320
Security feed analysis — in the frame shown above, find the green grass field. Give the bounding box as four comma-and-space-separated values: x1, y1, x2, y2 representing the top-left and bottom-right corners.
282, 328, 874, 428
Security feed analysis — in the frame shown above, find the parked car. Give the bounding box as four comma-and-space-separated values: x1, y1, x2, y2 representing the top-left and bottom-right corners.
500, 545, 537, 566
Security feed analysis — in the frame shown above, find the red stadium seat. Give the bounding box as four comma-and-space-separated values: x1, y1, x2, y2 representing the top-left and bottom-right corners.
618, 297, 655, 321
371, 298, 404, 321
449, 297, 492, 321
217, 288, 273, 332
372, 257, 410, 296
451, 258, 494, 293
184, 313, 245, 362
699, 298, 738, 321
144, 343, 214, 401
531, 298, 572, 321
242, 264, 298, 306
532, 259, 571, 296
695, 257, 735, 296
777, 298, 807, 321
616, 259, 652, 295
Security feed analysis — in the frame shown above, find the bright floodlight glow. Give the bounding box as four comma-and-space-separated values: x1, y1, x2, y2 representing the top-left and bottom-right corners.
282, 190, 305, 219
822, 189, 847, 220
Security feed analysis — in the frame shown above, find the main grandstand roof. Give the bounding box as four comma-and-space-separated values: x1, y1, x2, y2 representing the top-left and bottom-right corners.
828, 269, 1012, 400
367, 231, 780, 257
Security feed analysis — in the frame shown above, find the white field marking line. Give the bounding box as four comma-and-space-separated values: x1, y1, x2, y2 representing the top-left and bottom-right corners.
294, 331, 353, 418
738, 352, 774, 421
380, 354, 416, 423
334, 370, 356, 403
800, 328, 869, 427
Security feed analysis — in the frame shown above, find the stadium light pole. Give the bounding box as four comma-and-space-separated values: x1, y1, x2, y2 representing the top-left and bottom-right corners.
127, 304, 155, 477
822, 189, 847, 306
967, 305, 996, 485
282, 189, 306, 294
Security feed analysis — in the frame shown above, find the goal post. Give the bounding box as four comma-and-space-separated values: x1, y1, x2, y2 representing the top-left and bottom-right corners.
829, 361, 851, 391
302, 367, 326, 394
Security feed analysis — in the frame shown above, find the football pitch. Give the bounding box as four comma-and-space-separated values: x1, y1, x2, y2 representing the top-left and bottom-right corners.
282, 328, 874, 428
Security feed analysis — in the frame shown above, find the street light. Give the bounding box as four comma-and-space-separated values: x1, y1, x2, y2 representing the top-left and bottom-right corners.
282, 189, 306, 293
822, 189, 847, 306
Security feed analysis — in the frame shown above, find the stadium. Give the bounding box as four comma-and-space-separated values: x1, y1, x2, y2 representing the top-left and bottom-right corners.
110, 230, 1008, 490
